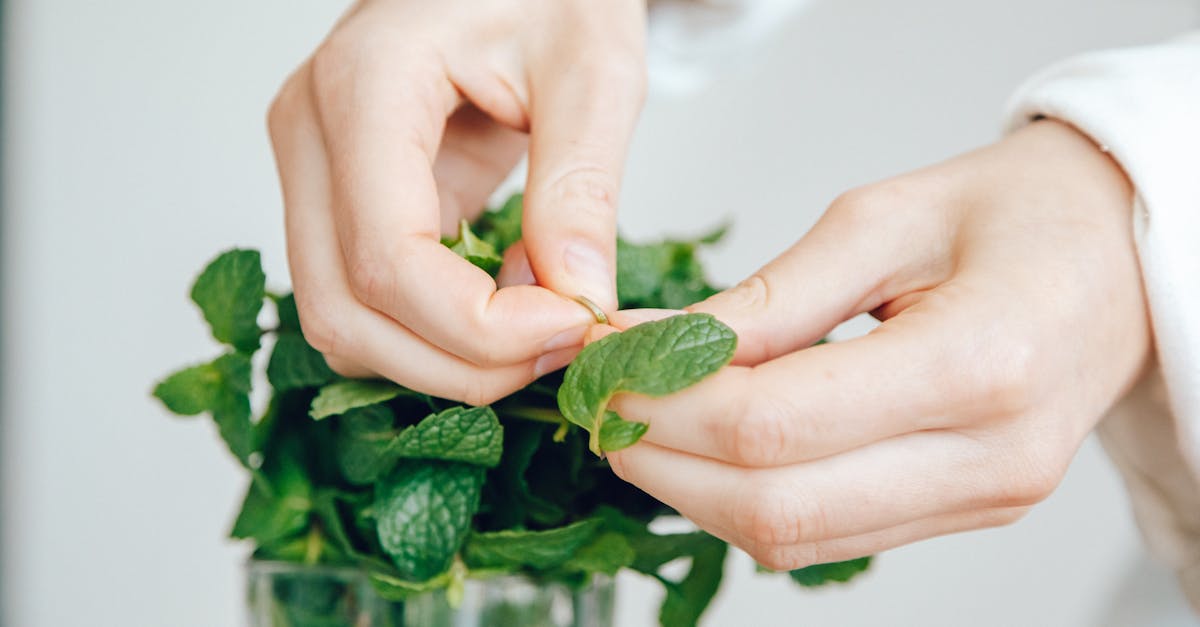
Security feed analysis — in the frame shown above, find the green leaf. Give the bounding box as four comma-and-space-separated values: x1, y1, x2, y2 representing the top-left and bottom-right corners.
230, 444, 311, 545
473, 193, 524, 254
788, 556, 872, 587
392, 406, 504, 468
189, 248, 266, 353
310, 379, 404, 420
367, 568, 455, 601
374, 460, 485, 581
209, 352, 255, 464
153, 362, 223, 416
659, 534, 728, 627
156, 353, 255, 463
462, 519, 600, 571
557, 313, 736, 454
597, 411, 648, 453
334, 405, 399, 485
559, 531, 635, 576
445, 219, 502, 276
268, 333, 336, 391
273, 292, 302, 333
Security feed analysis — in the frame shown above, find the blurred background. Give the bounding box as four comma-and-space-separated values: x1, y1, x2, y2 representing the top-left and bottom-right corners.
3, 0, 1198, 625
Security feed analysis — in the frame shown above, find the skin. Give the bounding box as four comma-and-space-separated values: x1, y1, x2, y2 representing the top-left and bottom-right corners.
270, 3, 1151, 570
267, 0, 646, 404
598, 119, 1151, 570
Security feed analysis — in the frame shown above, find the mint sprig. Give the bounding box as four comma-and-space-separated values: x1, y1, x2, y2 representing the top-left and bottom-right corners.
153, 195, 871, 627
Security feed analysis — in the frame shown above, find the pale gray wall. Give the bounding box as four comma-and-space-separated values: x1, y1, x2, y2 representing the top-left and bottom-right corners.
3, 1, 1197, 625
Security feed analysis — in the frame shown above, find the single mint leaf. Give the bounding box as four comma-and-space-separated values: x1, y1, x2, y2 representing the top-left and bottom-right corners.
558, 531, 635, 576
367, 569, 453, 601
557, 313, 736, 454
273, 292, 302, 333
597, 411, 648, 453
153, 362, 221, 416
446, 219, 502, 276
267, 333, 336, 391
393, 406, 504, 468
789, 556, 872, 587
659, 534, 728, 627
334, 405, 399, 485
462, 519, 600, 571
210, 352, 255, 463
190, 248, 266, 353
697, 222, 730, 245
311, 379, 404, 420
230, 445, 311, 544
375, 460, 485, 581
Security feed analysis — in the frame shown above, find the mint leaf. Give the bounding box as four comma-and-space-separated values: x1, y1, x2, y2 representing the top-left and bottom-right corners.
155, 353, 254, 463
558, 313, 736, 454
230, 454, 311, 545
375, 460, 485, 581
209, 352, 255, 463
367, 569, 454, 601
273, 292, 302, 333
559, 531, 635, 576
789, 556, 872, 587
392, 406, 504, 468
267, 333, 336, 391
310, 379, 404, 420
659, 534, 727, 627
190, 248, 265, 353
597, 411, 649, 453
334, 405, 399, 485
153, 362, 222, 416
462, 519, 600, 570
474, 193, 524, 254
445, 219, 502, 276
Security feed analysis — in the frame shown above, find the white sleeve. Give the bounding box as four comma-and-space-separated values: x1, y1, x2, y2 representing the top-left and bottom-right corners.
646, 0, 814, 95
1003, 33, 1200, 611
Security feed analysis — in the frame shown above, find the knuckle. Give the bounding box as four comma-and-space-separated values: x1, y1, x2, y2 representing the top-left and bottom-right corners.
989, 453, 1062, 508
543, 165, 618, 222
724, 274, 773, 314
729, 395, 791, 467
321, 354, 358, 378
736, 480, 814, 547
752, 544, 813, 573
453, 376, 511, 407
266, 75, 305, 141
345, 254, 395, 307
295, 298, 344, 356
975, 339, 1039, 416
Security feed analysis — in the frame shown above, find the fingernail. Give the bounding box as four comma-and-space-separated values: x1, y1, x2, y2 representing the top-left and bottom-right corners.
543, 325, 587, 352
534, 348, 576, 378
612, 309, 685, 326
563, 241, 614, 306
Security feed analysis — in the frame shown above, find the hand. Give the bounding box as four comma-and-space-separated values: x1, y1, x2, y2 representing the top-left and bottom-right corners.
267, 0, 646, 404
600, 120, 1150, 570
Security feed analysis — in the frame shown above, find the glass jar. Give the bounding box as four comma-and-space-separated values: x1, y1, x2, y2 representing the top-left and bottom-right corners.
246, 560, 615, 627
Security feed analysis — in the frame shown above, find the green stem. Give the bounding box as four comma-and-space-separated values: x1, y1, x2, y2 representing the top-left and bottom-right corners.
497, 406, 566, 426
303, 524, 323, 565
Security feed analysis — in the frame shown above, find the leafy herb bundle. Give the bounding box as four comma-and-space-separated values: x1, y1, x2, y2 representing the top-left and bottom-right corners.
154, 194, 870, 626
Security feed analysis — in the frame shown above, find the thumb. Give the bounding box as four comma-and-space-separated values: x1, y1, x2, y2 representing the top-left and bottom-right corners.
689, 191, 940, 365
521, 60, 645, 313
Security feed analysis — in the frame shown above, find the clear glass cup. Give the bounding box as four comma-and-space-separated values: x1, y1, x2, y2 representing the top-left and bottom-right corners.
246, 560, 615, 627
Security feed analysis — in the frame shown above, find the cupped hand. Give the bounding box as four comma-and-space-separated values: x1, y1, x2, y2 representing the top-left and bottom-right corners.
600, 120, 1151, 570
267, 0, 646, 404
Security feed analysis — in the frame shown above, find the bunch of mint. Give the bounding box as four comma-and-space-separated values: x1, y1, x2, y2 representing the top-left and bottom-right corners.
153, 194, 869, 626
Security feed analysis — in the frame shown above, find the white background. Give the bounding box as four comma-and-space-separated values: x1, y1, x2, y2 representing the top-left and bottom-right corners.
3, 0, 1198, 625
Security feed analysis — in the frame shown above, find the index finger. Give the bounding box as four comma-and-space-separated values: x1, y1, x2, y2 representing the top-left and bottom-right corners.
311, 36, 593, 368
610, 298, 1001, 467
